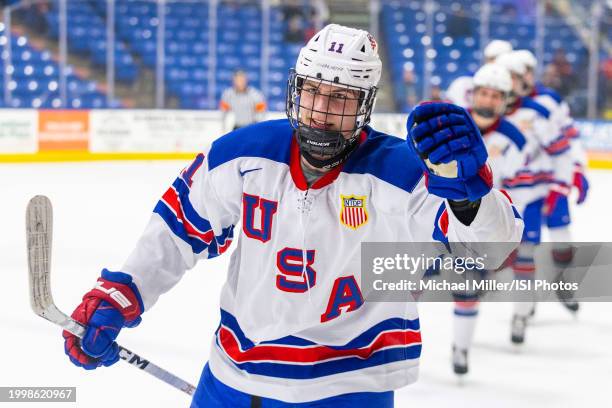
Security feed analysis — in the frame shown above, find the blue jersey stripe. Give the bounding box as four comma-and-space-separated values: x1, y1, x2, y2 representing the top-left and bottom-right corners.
220, 309, 420, 350
215, 339, 422, 380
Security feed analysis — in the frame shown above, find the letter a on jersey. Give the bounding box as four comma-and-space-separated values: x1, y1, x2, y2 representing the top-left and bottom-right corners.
340, 195, 368, 229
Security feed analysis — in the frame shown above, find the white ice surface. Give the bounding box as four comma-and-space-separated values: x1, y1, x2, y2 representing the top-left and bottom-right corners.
1, 161, 610, 407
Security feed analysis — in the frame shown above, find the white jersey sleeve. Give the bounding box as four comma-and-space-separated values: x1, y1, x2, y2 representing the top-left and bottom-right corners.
121, 149, 241, 310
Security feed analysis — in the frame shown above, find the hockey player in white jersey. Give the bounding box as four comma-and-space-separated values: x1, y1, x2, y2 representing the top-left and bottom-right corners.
61, 24, 522, 407
451, 63, 527, 375
446, 39, 513, 108
516, 49, 588, 312
496, 51, 575, 344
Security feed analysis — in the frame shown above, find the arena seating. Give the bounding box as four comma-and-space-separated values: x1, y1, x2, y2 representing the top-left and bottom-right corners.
0, 24, 113, 108
382, 0, 588, 112
2, 0, 592, 112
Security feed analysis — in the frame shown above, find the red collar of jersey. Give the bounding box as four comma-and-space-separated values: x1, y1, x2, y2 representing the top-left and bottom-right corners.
289, 130, 367, 191
504, 97, 523, 116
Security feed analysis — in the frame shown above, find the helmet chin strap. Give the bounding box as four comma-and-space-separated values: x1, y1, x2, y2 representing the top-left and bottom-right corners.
297, 127, 360, 170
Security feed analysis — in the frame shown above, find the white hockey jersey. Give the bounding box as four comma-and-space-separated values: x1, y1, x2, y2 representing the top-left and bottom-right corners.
503, 97, 573, 209
476, 115, 528, 192
530, 84, 587, 169
120, 119, 523, 402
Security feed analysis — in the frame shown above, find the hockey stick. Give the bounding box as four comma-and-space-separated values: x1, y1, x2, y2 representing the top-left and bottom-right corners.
26, 195, 196, 396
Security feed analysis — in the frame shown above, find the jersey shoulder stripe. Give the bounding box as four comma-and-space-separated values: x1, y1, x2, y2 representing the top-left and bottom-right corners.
207, 120, 424, 194
208, 119, 293, 171
497, 118, 527, 150
535, 83, 563, 104
343, 127, 424, 193
521, 97, 551, 119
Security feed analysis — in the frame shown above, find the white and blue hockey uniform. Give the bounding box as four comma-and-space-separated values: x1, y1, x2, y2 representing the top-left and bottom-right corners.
502, 96, 573, 242
531, 84, 585, 168
119, 119, 523, 403
530, 83, 586, 230
477, 115, 528, 191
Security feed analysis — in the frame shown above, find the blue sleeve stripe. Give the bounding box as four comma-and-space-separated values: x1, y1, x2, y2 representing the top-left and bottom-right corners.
154, 201, 209, 254
454, 309, 479, 317
432, 202, 450, 248
171, 178, 214, 234
154, 180, 234, 257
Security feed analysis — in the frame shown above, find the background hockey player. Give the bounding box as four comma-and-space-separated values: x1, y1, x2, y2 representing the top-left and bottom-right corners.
515, 49, 589, 313
452, 63, 528, 375
446, 39, 514, 109
61, 24, 522, 407
496, 51, 574, 344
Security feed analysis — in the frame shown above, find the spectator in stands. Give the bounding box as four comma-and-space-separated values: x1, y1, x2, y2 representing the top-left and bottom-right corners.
403, 66, 419, 111
285, 15, 305, 43
220, 70, 267, 130
311, 0, 329, 31
549, 48, 575, 97
281, 0, 306, 22
304, 2, 329, 43
541, 64, 562, 91
430, 84, 443, 101
447, 5, 472, 38
600, 54, 611, 116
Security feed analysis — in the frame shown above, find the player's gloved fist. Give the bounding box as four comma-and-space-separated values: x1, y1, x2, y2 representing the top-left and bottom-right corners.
572, 164, 589, 205
63, 269, 144, 370
544, 183, 570, 216
407, 102, 492, 202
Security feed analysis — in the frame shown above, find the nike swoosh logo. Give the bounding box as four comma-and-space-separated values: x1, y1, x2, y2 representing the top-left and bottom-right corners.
239, 168, 262, 177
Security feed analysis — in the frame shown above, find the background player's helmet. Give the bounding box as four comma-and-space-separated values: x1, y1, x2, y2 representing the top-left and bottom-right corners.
514, 49, 537, 70
484, 39, 513, 61
496, 51, 529, 98
472, 63, 512, 118
495, 52, 527, 76
286, 24, 382, 169
473, 63, 512, 94
514, 49, 537, 92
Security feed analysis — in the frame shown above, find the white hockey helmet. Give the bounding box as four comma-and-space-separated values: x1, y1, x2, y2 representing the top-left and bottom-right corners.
484, 39, 513, 60
473, 63, 512, 94
514, 49, 537, 70
287, 24, 382, 169
294, 24, 382, 91
495, 51, 527, 76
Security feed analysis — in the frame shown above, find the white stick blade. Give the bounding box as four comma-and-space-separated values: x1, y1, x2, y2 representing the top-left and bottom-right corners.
26, 195, 54, 316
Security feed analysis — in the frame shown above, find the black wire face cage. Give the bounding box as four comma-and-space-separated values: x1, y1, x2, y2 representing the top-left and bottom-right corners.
286, 69, 377, 161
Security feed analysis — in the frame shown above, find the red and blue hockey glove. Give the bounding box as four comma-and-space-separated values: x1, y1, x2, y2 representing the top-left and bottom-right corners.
544, 183, 570, 216
407, 102, 492, 202
572, 164, 589, 205
63, 269, 144, 370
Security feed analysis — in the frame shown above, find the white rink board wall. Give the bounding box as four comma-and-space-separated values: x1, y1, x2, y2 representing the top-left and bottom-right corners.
0, 109, 38, 153
0, 109, 610, 158
89, 110, 225, 153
